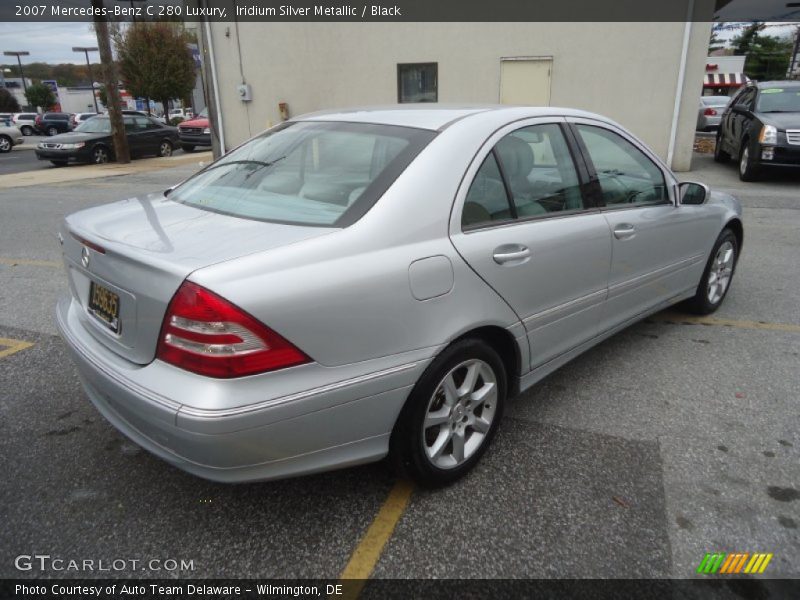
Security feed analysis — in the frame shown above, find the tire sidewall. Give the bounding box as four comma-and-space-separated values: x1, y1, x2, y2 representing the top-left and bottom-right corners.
392, 338, 507, 487
695, 229, 738, 313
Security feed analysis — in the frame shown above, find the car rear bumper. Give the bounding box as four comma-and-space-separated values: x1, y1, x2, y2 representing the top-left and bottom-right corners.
56, 296, 426, 482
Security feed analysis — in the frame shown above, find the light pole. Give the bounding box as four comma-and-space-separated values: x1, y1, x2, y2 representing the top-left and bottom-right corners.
72, 46, 100, 113
3, 51, 30, 95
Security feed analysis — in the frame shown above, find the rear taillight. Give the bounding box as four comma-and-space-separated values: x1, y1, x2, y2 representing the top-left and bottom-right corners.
35, 115, 42, 124
156, 281, 310, 378
703, 108, 718, 116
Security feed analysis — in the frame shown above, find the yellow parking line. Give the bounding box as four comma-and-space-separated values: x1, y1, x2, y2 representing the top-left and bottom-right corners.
0, 337, 34, 359
654, 314, 800, 333
0, 257, 62, 268
338, 479, 414, 598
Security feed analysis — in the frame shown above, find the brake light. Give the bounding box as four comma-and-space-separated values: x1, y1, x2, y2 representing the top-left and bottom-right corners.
156, 281, 310, 378
35, 115, 42, 124
704, 108, 718, 116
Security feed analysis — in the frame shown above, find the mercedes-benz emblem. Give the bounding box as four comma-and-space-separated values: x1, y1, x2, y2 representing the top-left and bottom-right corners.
81, 246, 90, 268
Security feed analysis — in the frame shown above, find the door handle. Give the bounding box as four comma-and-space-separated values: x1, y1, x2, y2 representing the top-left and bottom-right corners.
613, 224, 636, 240
493, 244, 531, 265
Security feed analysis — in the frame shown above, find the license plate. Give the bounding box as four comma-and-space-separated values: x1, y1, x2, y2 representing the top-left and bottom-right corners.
88, 281, 120, 333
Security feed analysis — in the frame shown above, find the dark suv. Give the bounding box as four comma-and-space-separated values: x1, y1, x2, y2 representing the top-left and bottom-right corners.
35, 112, 73, 136
714, 81, 800, 181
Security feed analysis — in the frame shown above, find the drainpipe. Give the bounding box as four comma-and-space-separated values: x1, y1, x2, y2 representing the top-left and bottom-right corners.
203, 16, 226, 154
667, 0, 695, 169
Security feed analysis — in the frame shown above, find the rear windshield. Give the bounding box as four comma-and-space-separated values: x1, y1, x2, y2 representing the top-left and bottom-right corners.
702, 96, 730, 106
170, 121, 436, 227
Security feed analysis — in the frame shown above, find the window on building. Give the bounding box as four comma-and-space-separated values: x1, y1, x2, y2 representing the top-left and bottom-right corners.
397, 63, 438, 103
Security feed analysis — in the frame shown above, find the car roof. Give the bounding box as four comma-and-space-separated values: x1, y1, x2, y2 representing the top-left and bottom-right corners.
296, 104, 603, 131
754, 81, 800, 89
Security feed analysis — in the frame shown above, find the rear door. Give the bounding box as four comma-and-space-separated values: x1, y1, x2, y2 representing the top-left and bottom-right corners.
568, 119, 706, 332
449, 118, 611, 369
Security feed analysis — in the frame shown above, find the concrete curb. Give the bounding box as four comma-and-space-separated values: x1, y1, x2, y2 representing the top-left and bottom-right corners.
0, 151, 213, 190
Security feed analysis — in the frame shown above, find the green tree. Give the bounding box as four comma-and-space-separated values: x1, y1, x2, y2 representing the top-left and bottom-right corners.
708, 30, 725, 54
733, 23, 793, 81
0, 88, 21, 112
115, 22, 196, 117
24, 83, 56, 111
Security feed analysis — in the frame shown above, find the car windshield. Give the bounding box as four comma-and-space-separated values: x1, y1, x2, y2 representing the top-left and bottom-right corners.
75, 117, 111, 133
757, 87, 800, 112
170, 121, 435, 226
197, 108, 208, 119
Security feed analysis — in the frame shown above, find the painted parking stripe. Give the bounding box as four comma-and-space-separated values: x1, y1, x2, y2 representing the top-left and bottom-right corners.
338, 479, 413, 598
0, 337, 34, 359
653, 314, 800, 334
0, 257, 61, 268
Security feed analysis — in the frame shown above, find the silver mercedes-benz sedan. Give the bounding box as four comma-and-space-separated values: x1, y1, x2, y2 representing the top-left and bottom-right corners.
56, 106, 743, 486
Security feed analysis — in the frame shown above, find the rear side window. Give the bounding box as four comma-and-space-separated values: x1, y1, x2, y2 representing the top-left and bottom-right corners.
171, 121, 435, 227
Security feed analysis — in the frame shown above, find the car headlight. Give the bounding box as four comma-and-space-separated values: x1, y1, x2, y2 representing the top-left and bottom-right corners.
203, 127, 210, 135
59, 143, 85, 150
758, 125, 778, 145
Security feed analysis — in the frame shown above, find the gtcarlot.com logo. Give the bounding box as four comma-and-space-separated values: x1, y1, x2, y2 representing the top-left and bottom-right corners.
696, 552, 773, 575
14, 554, 195, 573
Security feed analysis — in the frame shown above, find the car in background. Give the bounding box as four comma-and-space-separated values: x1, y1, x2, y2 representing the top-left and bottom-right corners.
35, 114, 179, 166
0, 113, 12, 126
71, 112, 99, 128
0, 123, 24, 152
12, 112, 38, 135
697, 96, 731, 131
177, 107, 210, 152
169, 108, 192, 120
55, 106, 743, 486
715, 80, 800, 181
35, 112, 73, 136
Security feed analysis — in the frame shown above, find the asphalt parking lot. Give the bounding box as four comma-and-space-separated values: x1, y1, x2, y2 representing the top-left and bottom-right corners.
0, 153, 798, 583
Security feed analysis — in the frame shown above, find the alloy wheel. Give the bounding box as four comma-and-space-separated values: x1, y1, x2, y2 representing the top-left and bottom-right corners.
739, 147, 749, 176
47, 127, 58, 136
707, 241, 734, 304
0, 137, 10, 152
93, 147, 109, 164
422, 359, 497, 469
159, 141, 173, 157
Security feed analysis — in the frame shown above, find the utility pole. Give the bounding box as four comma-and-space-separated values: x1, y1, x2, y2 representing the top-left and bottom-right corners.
3, 51, 30, 95
72, 46, 101, 113
789, 25, 800, 79
91, 0, 130, 164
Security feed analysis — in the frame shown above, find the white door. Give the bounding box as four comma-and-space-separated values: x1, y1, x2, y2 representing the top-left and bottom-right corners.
500, 59, 552, 106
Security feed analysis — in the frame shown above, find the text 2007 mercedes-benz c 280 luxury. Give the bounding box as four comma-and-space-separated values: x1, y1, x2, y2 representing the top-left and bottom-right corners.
56, 106, 743, 486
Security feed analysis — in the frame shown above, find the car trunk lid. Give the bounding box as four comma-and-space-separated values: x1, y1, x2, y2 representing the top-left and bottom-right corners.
62, 192, 335, 364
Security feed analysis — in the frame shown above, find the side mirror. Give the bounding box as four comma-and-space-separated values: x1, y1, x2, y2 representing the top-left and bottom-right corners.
678, 181, 709, 205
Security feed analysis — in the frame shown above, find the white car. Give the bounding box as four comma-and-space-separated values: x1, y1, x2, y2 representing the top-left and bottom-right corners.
12, 112, 38, 136
0, 124, 24, 153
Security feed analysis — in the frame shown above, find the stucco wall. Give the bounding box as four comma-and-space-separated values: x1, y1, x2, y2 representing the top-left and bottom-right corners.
203, 20, 712, 171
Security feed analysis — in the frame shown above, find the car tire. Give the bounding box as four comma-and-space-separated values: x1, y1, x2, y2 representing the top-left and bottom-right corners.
50, 160, 68, 167
91, 145, 111, 164
0, 135, 11, 153
391, 338, 507, 488
181, 144, 195, 153
20, 125, 34, 136
738, 143, 760, 182
158, 140, 174, 157
47, 126, 58, 137
681, 228, 738, 315
713, 131, 730, 163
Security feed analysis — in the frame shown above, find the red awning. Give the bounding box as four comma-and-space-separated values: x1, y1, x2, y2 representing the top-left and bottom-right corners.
704, 73, 747, 87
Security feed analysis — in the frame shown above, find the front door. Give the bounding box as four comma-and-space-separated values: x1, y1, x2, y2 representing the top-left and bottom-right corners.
500, 58, 552, 106
450, 119, 611, 369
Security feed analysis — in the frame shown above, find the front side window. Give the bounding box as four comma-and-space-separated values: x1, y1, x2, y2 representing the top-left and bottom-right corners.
398, 63, 438, 103
170, 121, 435, 227
575, 125, 668, 207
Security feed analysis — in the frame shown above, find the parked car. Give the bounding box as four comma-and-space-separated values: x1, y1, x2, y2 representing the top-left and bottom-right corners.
169, 108, 192, 120
70, 112, 100, 128
697, 96, 731, 131
56, 106, 743, 486
0, 124, 24, 152
715, 80, 800, 181
12, 112, 38, 135
177, 107, 210, 151
35, 112, 73, 136
35, 114, 179, 165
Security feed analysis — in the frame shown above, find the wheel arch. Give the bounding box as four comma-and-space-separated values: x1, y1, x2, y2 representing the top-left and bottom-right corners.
725, 217, 744, 255
451, 325, 522, 398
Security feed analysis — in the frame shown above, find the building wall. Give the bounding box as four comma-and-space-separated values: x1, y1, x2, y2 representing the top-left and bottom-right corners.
205, 20, 713, 171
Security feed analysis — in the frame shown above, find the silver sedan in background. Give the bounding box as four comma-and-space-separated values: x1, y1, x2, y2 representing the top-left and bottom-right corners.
56, 106, 743, 486
697, 95, 732, 131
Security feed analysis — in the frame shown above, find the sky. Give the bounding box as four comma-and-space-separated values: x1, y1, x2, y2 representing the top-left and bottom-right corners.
0, 23, 98, 65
